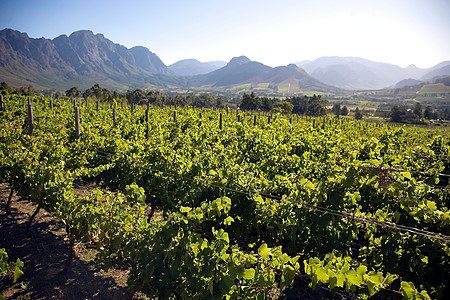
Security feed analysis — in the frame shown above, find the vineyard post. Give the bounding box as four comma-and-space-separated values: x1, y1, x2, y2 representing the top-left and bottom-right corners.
97, 101, 100, 111
145, 108, 149, 139
254, 115, 257, 126
85, 98, 88, 107
289, 117, 292, 124
173, 111, 177, 122
322, 119, 325, 129
50, 98, 53, 111
131, 102, 134, 113
27, 97, 34, 134
75, 106, 80, 138
219, 113, 223, 130
0, 94, 3, 111
237, 115, 241, 122
199, 112, 202, 127
313, 119, 316, 128
268, 115, 271, 124
113, 108, 117, 124
72, 98, 76, 109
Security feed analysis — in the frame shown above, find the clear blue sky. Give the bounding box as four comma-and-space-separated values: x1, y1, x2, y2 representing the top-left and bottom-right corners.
1, 0, 449, 68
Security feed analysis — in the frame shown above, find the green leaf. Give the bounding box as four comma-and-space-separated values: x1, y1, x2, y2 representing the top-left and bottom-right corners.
258, 244, 271, 257
401, 171, 412, 180
13, 265, 24, 283
208, 170, 217, 176
328, 270, 337, 289
223, 216, 234, 225
401, 281, 416, 299
346, 270, 363, 289
356, 265, 367, 275
283, 265, 296, 286
242, 268, 255, 280
180, 206, 192, 213
426, 201, 437, 211
315, 267, 329, 284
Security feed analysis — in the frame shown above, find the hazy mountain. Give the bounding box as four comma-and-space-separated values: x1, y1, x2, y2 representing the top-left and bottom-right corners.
295, 57, 450, 90
421, 63, 450, 80
296, 57, 409, 90
0, 28, 170, 90
168, 59, 226, 76
200, 56, 272, 86
191, 57, 342, 94
392, 78, 424, 89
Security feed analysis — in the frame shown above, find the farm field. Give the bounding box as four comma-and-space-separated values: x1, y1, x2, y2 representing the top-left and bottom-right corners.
1, 94, 449, 299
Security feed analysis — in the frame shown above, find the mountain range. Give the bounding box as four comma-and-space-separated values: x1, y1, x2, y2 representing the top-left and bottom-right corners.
168, 59, 226, 76
0, 28, 449, 93
297, 57, 450, 90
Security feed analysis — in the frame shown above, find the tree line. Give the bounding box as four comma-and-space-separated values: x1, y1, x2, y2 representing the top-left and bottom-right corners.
3, 81, 449, 122
239, 92, 332, 116
389, 102, 449, 124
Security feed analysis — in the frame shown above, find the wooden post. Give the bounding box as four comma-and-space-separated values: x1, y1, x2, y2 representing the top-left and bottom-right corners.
96, 101, 100, 111
219, 113, 223, 130
254, 115, 257, 126
27, 97, 34, 134
268, 115, 271, 124
237, 115, 241, 122
50, 99, 53, 111
199, 112, 202, 126
113, 108, 117, 123
145, 108, 149, 139
0, 94, 3, 111
173, 111, 177, 122
289, 117, 292, 124
75, 106, 80, 137
313, 119, 316, 128
85, 98, 88, 107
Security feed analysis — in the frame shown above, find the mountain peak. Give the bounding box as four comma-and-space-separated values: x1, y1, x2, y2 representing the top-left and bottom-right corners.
69, 30, 95, 38
228, 56, 251, 66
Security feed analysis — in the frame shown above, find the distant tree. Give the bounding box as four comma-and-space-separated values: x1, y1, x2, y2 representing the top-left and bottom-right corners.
83, 83, 112, 101
390, 106, 405, 122
354, 107, 363, 120
273, 101, 294, 114
332, 104, 341, 118
306, 95, 327, 116
288, 95, 327, 116
126, 88, 147, 105
413, 102, 423, 118
340, 106, 349, 116
240, 92, 260, 111
424, 106, 434, 119
66, 86, 82, 98
0, 82, 13, 94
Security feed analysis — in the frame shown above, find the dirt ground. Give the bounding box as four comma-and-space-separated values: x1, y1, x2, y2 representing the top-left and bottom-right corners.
0, 183, 146, 300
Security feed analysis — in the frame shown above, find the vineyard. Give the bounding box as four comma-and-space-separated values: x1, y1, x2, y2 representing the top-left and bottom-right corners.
0, 94, 449, 299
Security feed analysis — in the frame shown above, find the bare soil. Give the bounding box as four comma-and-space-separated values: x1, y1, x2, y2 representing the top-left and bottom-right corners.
0, 183, 145, 300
